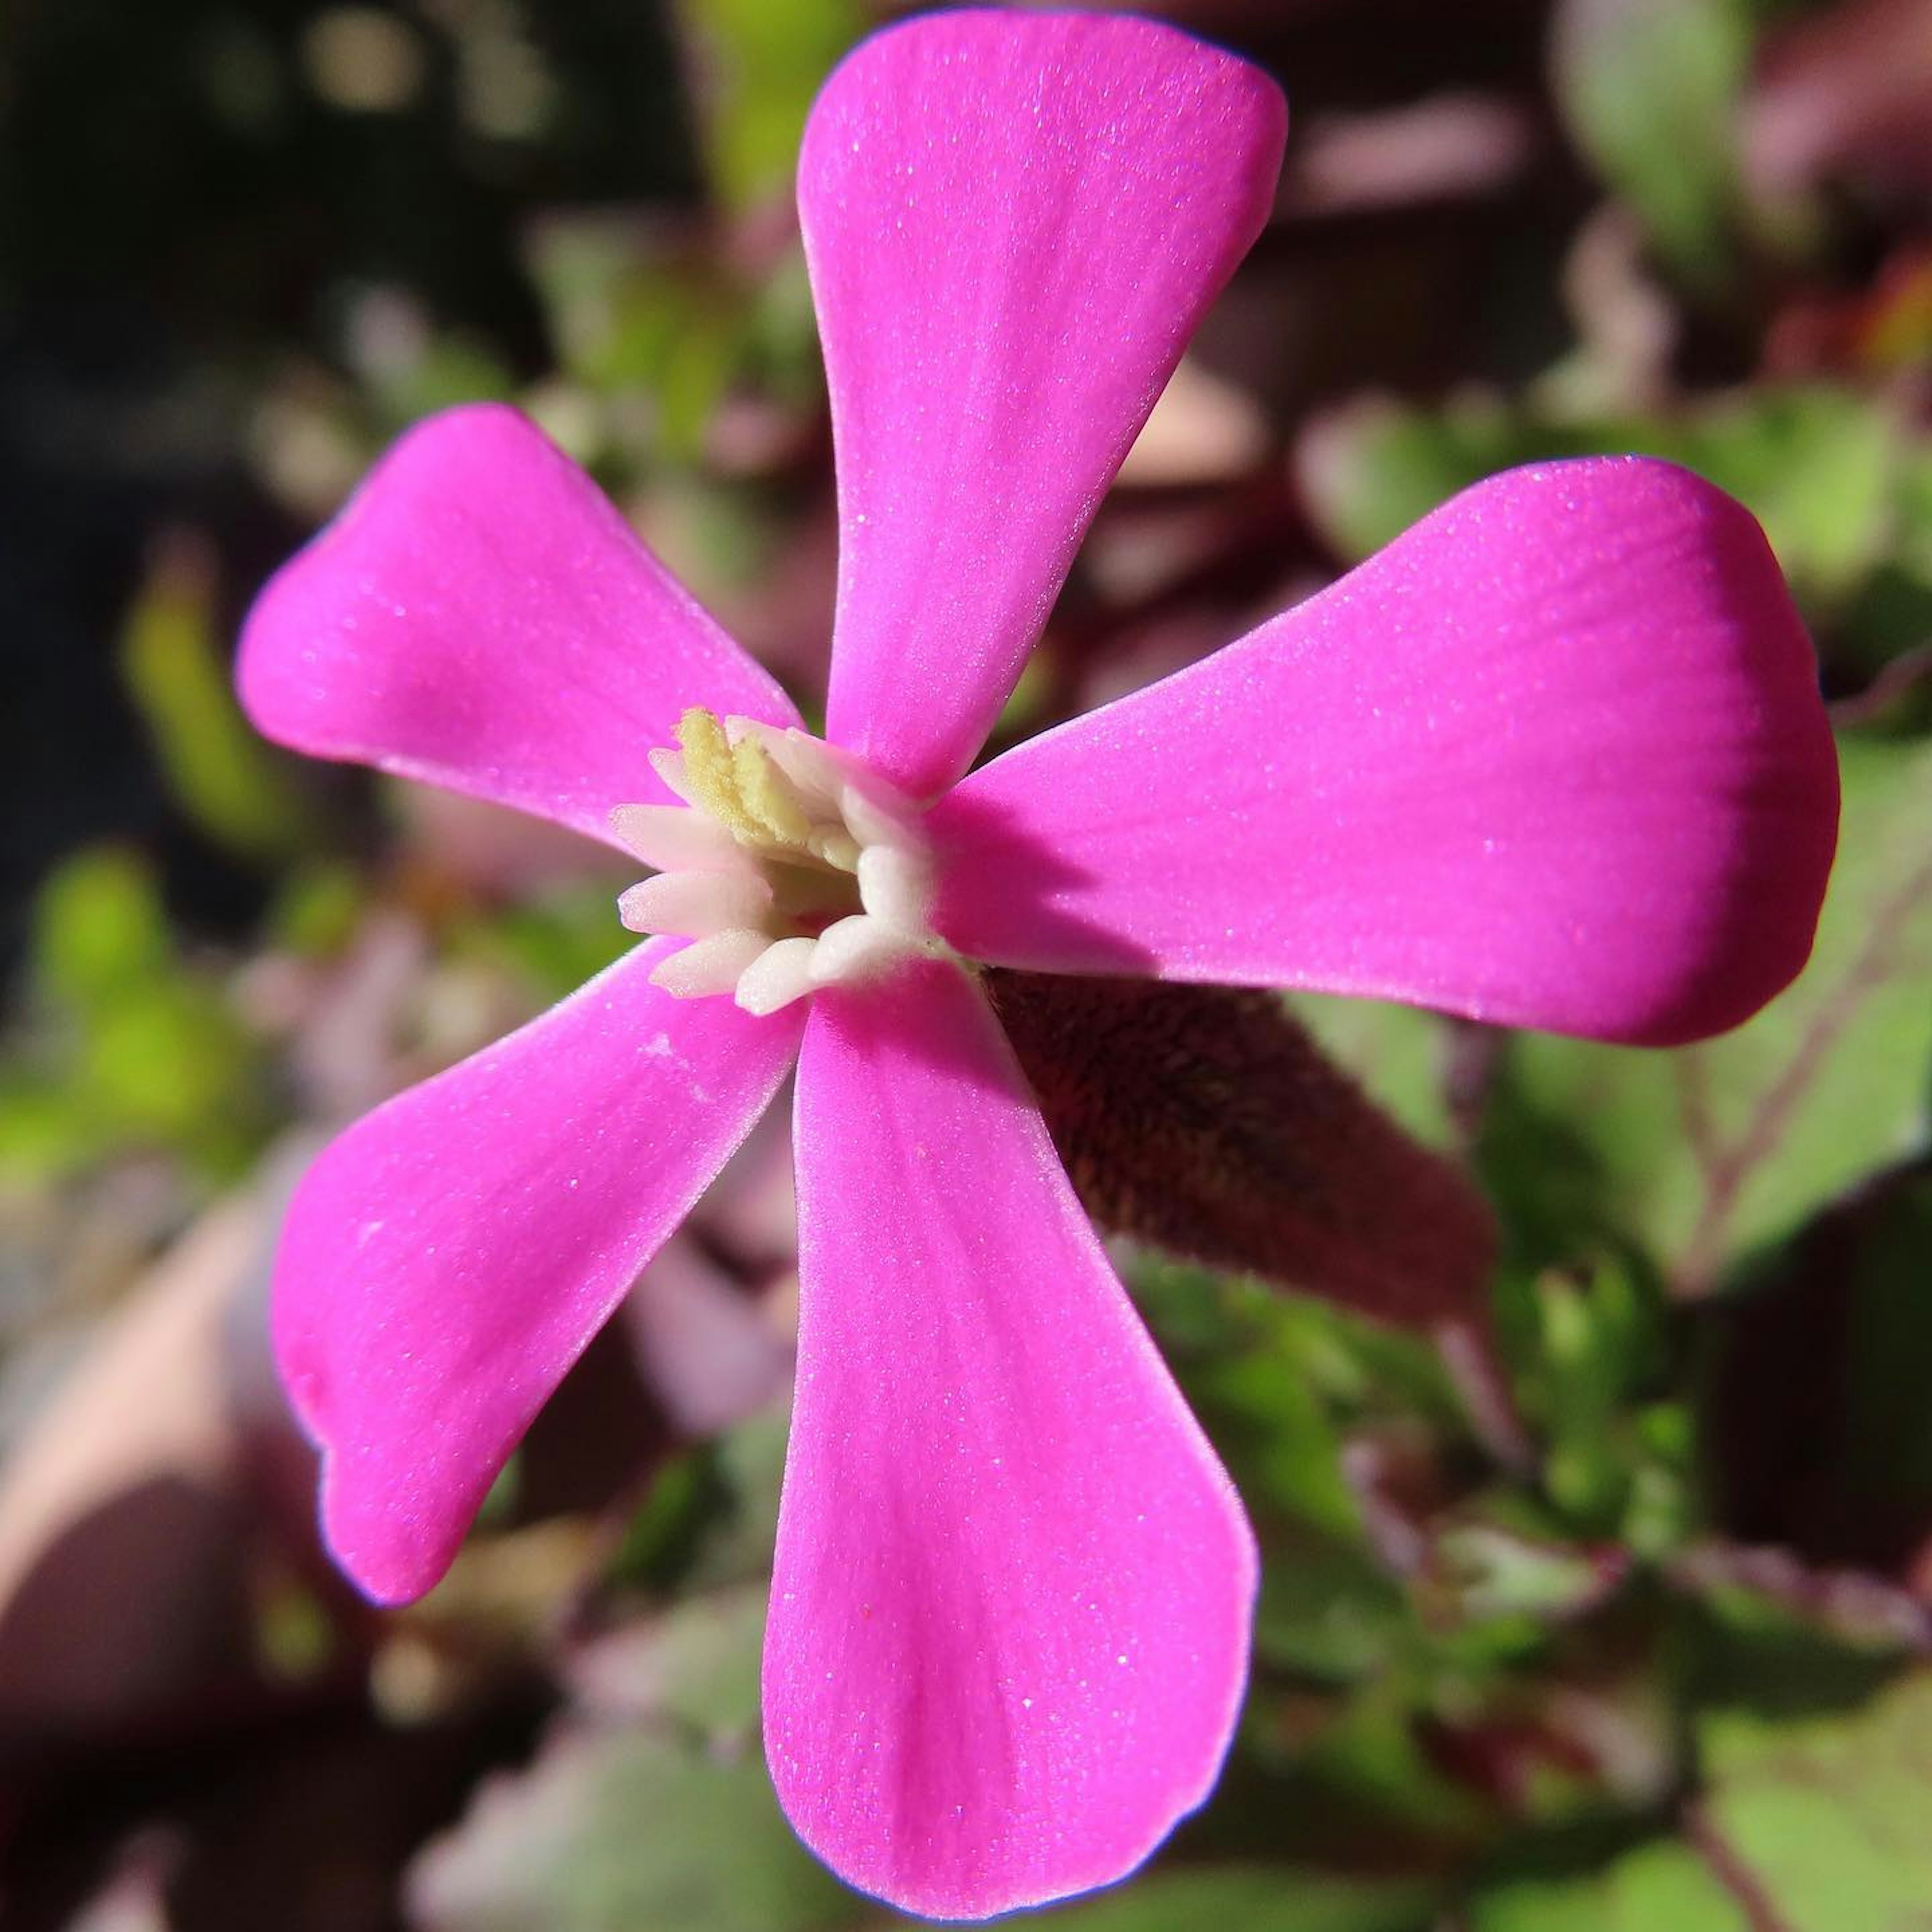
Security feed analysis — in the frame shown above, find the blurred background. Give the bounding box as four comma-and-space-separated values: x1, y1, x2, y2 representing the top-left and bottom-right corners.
2, 0, 1929, 1926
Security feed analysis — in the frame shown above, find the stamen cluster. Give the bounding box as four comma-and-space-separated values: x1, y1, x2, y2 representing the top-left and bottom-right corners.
612, 708, 944, 1015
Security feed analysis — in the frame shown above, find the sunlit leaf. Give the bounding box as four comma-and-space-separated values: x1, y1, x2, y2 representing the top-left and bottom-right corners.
1469, 1837, 1749, 1931
33, 845, 172, 1013
1551, 0, 1754, 286
1495, 733, 1932, 1292
1299, 386, 1905, 624
677, 0, 864, 212
408, 1726, 853, 1932
1673, 386, 1898, 608
1697, 1670, 1932, 1928
119, 538, 309, 862
8, 847, 268, 1180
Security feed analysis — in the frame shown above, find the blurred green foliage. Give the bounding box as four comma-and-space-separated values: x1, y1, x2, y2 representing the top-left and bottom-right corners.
1304, 386, 1923, 670
119, 545, 313, 865
676, 0, 867, 213
0, 846, 269, 1182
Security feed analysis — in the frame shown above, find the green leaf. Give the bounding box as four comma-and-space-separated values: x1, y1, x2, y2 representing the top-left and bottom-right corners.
1253, 1523, 1410, 1681
962, 1867, 1440, 1932
676, 0, 865, 213
1431, 1524, 1629, 1626
1842, 443, 1932, 678
33, 845, 172, 1012
369, 330, 517, 429
523, 222, 744, 466
267, 861, 368, 957
0, 1073, 102, 1177
408, 1727, 854, 1932
1550, 0, 1754, 285
78, 980, 260, 1167
1299, 396, 1549, 566
1134, 1266, 1462, 1543
119, 543, 309, 862
1497, 733, 1932, 1291
608, 1403, 792, 1598
1299, 387, 1906, 626
1696, 1670, 1932, 1929
607, 1584, 768, 1740
414, 1558, 849, 1932
10, 846, 269, 1180
1673, 387, 1900, 609
1469, 1837, 1749, 1932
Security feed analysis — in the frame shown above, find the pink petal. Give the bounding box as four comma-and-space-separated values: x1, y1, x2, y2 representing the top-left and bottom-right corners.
238, 405, 799, 846
802, 13, 1286, 799
274, 941, 802, 1603
766, 961, 1255, 1918
927, 459, 1840, 1045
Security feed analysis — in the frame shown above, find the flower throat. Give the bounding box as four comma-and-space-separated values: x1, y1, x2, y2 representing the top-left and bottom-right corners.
610, 709, 943, 1016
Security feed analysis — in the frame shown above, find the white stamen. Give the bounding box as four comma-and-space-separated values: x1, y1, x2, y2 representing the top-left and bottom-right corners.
734, 936, 820, 1016
610, 803, 750, 874
649, 929, 768, 999
839, 780, 913, 852
619, 869, 772, 938
857, 842, 933, 933
808, 914, 911, 988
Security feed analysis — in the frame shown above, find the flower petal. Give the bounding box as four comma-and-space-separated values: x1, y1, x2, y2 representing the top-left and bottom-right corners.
767, 960, 1255, 1918
238, 405, 799, 846
274, 940, 802, 1603
927, 459, 1840, 1045
802, 13, 1286, 799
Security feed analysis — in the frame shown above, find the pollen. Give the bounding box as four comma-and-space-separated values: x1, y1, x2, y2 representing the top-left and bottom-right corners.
610, 710, 946, 1016
677, 707, 817, 850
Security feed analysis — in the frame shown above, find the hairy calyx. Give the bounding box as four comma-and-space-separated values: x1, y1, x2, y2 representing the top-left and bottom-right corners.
612, 709, 943, 1015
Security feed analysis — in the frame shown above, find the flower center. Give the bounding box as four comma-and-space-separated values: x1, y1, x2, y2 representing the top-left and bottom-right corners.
611, 709, 944, 1015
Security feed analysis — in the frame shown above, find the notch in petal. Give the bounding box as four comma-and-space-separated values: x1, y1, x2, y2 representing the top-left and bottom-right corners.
930, 458, 1840, 1045
803, 11, 1286, 799
769, 961, 1256, 1918
239, 405, 800, 847
274, 940, 802, 1603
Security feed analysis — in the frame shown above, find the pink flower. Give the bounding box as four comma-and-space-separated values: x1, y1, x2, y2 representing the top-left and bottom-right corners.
238, 11, 1838, 1920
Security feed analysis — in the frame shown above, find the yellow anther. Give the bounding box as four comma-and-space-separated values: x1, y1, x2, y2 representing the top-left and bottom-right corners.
676, 707, 831, 856
732, 735, 815, 847
676, 707, 765, 844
